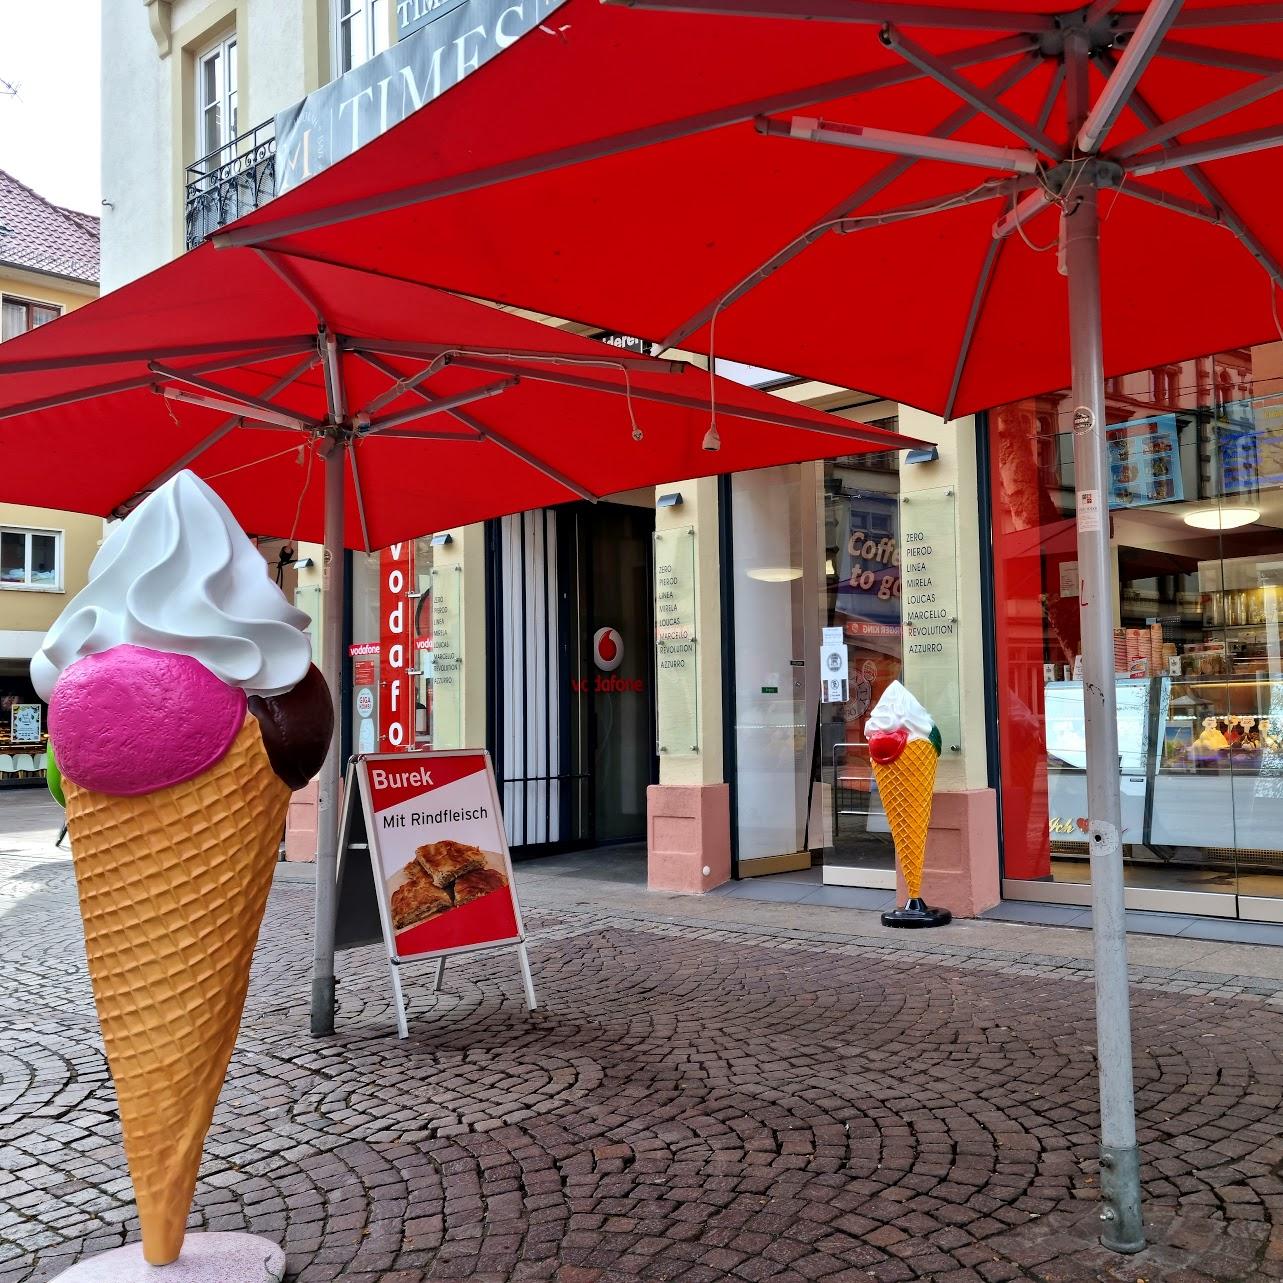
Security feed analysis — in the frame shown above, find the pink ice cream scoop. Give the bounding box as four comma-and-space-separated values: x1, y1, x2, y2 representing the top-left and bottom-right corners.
50, 644, 246, 797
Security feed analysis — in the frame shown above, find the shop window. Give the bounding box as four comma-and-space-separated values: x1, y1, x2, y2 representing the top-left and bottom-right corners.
2, 298, 60, 341
333, 0, 390, 74
990, 343, 1283, 919
0, 527, 61, 590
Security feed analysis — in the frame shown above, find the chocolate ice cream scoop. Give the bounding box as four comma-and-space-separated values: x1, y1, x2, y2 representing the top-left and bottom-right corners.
248, 664, 334, 790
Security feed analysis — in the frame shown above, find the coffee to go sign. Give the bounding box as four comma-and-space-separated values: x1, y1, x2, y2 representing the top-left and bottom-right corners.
380, 542, 415, 752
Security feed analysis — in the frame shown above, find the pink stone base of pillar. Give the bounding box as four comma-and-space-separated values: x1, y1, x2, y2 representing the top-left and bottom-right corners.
894, 788, 999, 919
647, 783, 731, 894
283, 777, 320, 862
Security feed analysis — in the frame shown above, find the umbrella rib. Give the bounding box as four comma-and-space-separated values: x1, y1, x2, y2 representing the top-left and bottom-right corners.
943, 236, 1003, 424
150, 361, 327, 429
360, 426, 486, 441
758, 117, 1040, 174
1111, 67, 1283, 287
449, 354, 917, 445
348, 441, 372, 552
360, 378, 518, 434
445, 404, 600, 502
0, 335, 317, 376
158, 384, 312, 431
323, 331, 348, 423
1159, 38, 1283, 76
1076, 0, 1185, 154
834, 178, 1025, 234
1112, 69, 1283, 160
112, 352, 321, 516
660, 54, 1041, 350
254, 248, 328, 326
880, 26, 1059, 157
1116, 179, 1222, 224
604, 0, 1056, 30
0, 347, 301, 423
355, 354, 444, 420
1155, 3, 1283, 26
1126, 122, 1283, 175
344, 337, 686, 375
213, 34, 1032, 248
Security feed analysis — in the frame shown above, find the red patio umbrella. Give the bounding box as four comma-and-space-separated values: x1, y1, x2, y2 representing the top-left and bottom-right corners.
0, 237, 912, 1078
211, 0, 1283, 1247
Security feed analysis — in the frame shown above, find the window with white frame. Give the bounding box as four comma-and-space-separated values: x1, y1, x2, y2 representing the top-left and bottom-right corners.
0, 528, 62, 590
2, 298, 61, 342
197, 32, 238, 165
334, 0, 389, 74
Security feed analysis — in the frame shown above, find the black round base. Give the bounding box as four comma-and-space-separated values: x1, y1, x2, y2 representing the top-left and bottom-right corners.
881, 898, 952, 929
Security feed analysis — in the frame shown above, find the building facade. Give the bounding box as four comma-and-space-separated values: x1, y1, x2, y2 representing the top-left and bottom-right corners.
103, 0, 1283, 929
0, 170, 103, 785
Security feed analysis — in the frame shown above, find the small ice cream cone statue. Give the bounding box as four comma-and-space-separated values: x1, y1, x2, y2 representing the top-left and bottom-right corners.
33, 472, 333, 1274
866, 681, 952, 928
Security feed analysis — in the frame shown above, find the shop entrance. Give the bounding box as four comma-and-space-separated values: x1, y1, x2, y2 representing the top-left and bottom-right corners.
487, 501, 657, 858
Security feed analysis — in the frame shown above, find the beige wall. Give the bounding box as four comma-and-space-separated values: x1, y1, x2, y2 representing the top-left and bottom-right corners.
104, 0, 391, 284
0, 505, 104, 646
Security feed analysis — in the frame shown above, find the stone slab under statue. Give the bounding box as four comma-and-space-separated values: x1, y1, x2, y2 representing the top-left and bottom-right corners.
34, 472, 334, 1280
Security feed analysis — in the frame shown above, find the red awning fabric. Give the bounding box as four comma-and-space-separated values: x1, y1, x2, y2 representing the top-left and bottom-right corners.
216, 0, 1283, 417
0, 244, 912, 548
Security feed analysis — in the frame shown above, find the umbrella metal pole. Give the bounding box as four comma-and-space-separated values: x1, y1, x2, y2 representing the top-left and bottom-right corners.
310, 437, 346, 1036
1065, 170, 1145, 1253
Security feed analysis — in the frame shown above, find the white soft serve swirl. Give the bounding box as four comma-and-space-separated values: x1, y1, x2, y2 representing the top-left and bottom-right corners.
865, 680, 934, 744
31, 470, 312, 701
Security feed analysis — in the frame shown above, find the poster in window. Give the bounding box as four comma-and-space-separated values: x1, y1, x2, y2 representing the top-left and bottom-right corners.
10, 704, 41, 743
1220, 396, 1283, 494
1106, 414, 1183, 509
835, 493, 901, 638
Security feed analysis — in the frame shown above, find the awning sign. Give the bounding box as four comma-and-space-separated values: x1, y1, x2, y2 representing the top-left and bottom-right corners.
275, 0, 567, 193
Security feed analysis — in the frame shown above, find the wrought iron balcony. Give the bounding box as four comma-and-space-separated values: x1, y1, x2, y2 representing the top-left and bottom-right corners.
184, 119, 276, 250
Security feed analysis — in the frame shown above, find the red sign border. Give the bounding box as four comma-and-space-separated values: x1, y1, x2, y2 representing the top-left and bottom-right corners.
354, 748, 526, 962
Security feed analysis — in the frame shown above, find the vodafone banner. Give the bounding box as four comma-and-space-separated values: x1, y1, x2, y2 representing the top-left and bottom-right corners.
379, 542, 414, 752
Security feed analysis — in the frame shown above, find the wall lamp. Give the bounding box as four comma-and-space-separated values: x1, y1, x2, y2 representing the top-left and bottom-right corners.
430, 532, 453, 546
905, 445, 939, 465
657, 492, 684, 508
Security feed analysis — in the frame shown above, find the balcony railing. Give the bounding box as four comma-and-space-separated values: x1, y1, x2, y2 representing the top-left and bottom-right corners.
184, 119, 276, 250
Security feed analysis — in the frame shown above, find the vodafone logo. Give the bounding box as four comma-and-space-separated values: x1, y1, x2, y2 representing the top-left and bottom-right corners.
593, 626, 624, 672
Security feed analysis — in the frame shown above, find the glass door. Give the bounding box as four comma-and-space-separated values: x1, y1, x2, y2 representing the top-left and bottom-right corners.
731, 467, 813, 868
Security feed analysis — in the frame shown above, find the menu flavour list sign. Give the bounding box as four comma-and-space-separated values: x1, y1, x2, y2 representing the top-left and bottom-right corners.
654, 525, 699, 753
350, 749, 536, 1037
900, 488, 962, 755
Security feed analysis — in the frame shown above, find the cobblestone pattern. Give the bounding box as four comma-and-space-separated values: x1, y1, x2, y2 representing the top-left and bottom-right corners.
4, 850, 1283, 1283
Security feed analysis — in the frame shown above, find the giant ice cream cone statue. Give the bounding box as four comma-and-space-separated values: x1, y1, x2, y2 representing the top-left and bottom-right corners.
32, 472, 333, 1278
866, 681, 952, 928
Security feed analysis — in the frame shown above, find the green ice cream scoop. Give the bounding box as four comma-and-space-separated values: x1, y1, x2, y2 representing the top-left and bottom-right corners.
46, 741, 65, 809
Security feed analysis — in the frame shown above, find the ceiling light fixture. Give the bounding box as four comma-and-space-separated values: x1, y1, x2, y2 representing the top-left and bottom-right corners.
748, 567, 803, 583
1182, 506, 1259, 530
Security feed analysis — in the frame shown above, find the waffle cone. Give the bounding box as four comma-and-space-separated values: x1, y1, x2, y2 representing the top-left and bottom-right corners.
64, 716, 290, 1265
871, 738, 937, 899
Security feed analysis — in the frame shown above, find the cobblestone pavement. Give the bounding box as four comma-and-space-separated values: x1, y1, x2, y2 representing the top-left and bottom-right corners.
5, 835, 1283, 1283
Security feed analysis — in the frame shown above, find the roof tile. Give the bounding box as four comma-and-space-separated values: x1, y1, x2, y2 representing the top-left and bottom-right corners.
0, 169, 99, 286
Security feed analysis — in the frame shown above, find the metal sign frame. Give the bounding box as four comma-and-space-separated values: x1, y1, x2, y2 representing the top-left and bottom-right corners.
345, 749, 537, 1038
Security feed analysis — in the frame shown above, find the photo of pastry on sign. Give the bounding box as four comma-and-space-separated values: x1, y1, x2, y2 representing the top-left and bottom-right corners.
389, 841, 511, 932
363, 752, 523, 960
